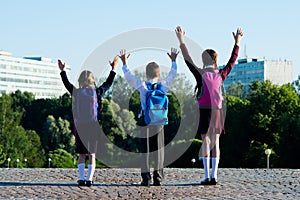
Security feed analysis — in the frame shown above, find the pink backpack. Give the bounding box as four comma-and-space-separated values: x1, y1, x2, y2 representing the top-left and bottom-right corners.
197, 69, 224, 109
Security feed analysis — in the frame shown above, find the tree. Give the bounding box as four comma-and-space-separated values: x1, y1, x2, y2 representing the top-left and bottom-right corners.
41, 115, 74, 154
0, 145, 6, 166
101, 98, 138, 152
48, 149, 74, 168
20, 93, 72, 140
220, 95, 250, 167
292, 75, 300, 95
25, 130, 45, 167
227, 81, 246, 99
0, 94, 44, 167
244, 80, 300, 167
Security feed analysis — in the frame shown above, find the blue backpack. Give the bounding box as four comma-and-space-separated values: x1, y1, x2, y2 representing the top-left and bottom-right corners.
74, 87, 98, 123
144, 82, 169, 125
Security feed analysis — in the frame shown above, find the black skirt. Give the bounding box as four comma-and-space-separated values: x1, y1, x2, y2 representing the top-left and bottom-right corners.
74, 122, 101, 154
197, 108, 225, 135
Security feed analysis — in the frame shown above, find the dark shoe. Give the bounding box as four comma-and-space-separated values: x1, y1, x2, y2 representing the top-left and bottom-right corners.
209, 178, 218, 185
200, 178, 211, 185
77, 180, 85, 187
153, 170, 162, 186
153, 176, 162, 186
85, 180, 93, 187
141, 172, 151, 186
141, 179, 150, 187
153, 180, 161, 186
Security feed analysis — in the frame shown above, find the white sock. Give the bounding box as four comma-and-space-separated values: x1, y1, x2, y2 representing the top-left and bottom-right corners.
78, 163, 85, 180
211, 157, 220, 179
202, 157, 210, 179
87, 164, 95, 181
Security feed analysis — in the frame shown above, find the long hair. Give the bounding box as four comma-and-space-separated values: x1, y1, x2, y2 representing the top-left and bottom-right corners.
78, 70, 95, 87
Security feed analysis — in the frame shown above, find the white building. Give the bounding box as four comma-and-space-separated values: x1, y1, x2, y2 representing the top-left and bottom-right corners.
223, 58, 293, 90
0, 51, 71, 99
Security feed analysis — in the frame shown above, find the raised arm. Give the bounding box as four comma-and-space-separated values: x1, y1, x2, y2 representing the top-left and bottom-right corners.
58, 59, 74, 94
119, 49, 143, 90
220, 28, 244, 80
161, 48, 179, 89
97, 56, 118, 97
175, 26, 203, 86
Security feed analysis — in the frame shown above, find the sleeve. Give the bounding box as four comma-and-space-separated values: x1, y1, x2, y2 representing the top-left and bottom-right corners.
161, 61, 177, 92
60, 71, 75, 94
97, 70, 116, 97
180, 43, 203, 91
122, 64, 143, 90
219, 44, 239, 81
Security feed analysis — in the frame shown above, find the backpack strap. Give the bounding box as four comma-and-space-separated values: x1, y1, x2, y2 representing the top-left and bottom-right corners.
145, 81, 152, 90
151, 83, 157, 90
146, 81, 161, 90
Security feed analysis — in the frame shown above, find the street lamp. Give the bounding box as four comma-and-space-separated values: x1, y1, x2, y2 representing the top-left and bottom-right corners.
191, 158, 196, 168
24, 158, 27, 168
48, 158, 52, 168
16, 159, 20, 168
7, 158, 11, 168
265, 149, 272, 169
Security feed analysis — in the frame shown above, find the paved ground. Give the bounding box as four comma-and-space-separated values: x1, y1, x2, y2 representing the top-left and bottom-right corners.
0, 168, 299, 199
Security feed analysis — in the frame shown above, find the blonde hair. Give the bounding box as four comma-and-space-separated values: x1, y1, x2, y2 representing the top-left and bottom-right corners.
146, 62, 160, 79
202, 49, 218, 68
78, 70, 95, 87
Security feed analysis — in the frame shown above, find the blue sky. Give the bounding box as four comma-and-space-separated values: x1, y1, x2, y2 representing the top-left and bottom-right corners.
1, 0, 299, 82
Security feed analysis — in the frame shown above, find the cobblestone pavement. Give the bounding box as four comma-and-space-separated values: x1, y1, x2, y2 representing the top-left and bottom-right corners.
0, 168, 299, 199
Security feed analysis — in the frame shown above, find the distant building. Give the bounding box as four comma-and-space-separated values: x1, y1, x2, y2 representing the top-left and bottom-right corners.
222, 58, 293, 90
0, 51, 71, 99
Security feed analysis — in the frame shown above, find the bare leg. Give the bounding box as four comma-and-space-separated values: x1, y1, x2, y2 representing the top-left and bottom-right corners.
200, 134, 211, 158
211, 133, 220, 158
78, 154, 86, 164
88, 153, 96, 165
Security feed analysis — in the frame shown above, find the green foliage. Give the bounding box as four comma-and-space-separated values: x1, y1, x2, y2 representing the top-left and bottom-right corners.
0, 145, 5, 165
24, 130, 45, 167
101, 98, 138, 154
220, 80, 300, 168
292, 75, 300, 95
20, 93, 72, 140
226, 81, 246, 99
48, 149, 74, 168
1, 75, 300, 168
244, 141, 270, 168
221, 95, 250, 167
244, 81, 299, 167
0, 93, 44, 167
41, 115, 74, 154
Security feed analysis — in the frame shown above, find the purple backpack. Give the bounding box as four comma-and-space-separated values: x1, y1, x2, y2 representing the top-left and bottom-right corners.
74, 87, 98, 123
197, 69, 224, 109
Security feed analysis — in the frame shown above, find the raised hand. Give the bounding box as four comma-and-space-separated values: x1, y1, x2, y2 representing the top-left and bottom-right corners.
119, 49, 130, 65
232, 28, 244, 46
175, 26, 186, 44
167, 48, 180, 62
58, 59, 66, 71
109, 56, 119, 71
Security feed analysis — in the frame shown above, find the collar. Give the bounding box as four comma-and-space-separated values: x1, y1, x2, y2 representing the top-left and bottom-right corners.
204, 65, 215, 69
147, 78, 159, 84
